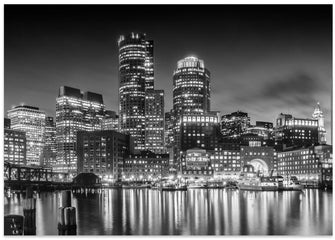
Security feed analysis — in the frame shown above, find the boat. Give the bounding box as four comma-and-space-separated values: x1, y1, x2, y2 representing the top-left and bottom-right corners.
187, 183, 207, 189
161, 184, 187, 191
237, 172, 278, 191
122, 184, 151, 189
279, 176, 304, 191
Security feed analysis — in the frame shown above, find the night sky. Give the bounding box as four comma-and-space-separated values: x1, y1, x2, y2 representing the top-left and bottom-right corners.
4, 5, 332, 143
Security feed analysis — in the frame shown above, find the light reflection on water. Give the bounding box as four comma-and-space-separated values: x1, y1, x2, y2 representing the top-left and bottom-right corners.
4, 189, 332, 235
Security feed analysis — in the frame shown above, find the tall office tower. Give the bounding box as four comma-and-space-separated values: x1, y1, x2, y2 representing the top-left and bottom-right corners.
8, 105, 46, 165
55, 86, 105, 175
101, 110, 119, 131
164, 110, 175, 149
312, 102, 327, 144
145, 40, 154, 90
173, 56, 210, 116
41, 116, 57, 167
118, 33, 153, 151
220, 111, 250, 138
4, 129, 26, 165
274, 113, 318, 150
145, 90, 165, 154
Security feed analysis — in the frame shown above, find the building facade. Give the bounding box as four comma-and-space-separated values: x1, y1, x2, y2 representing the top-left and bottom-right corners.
8, 105, 46, 165
220, 111, 250, 138
240, 143, 277, 176
178, 113, 221, 151
164, 110, 175, 153
76, 130, 134, 181
180, 149, 214, 177
173, 56, 210, 116
277, 144, 332, 185
5, 118, 11, 129
122, 151, 169, 181
145, 89, 165, 154
274, 113, 319, 150
55, 86, 105, 175
41, 116, 57, 168
101, 110, 119, 131
4, 129, 26, 165
118, 33, 150, 151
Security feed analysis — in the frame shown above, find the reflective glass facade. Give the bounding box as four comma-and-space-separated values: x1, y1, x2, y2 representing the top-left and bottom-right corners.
118, 33, 149, 151
8, 105, 46, 165
55, 86, 105, 175
173, 56, 210, 116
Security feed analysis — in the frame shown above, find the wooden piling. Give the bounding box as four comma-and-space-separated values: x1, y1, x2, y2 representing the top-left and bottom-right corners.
23, 186, 36, 235
58, 191, 77, 235
4, 215, 24, 235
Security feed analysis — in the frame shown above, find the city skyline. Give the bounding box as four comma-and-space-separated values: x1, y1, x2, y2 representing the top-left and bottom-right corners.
4, 5, 332, 143
4, 5, 333, 236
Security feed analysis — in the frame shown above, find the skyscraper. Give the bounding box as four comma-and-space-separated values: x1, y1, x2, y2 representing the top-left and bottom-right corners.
312, 102, 327, 144
118, 33, 152, 151
8, 105, 45, 165
41, 116, 57, 168
55, 86, 105, 175
145, 89, 165, 154
173, 56, 210, 116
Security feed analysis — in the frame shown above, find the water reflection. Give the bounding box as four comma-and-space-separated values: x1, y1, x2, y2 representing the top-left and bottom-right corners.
4, 189, 332, 235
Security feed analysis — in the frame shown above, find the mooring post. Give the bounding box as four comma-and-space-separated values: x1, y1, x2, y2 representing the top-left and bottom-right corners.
58, 190, 77, 235
4, 215, 24, 235
23, 186, 36, 235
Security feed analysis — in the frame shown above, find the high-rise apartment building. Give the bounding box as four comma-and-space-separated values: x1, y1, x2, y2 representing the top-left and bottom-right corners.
55, 86, 105, 175
145, 90, 165, 154
173, 56, 210, 116
312, 102, 327, 144
41, 116, 57, 168
220, 111, 250, 138
8, 105, 46, 165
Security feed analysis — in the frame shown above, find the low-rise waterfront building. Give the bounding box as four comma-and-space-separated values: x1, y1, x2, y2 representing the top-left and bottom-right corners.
76, 130, 134, 181
277, 144, 332, 185
122, 151, 169, 181
180, 148, 214, 178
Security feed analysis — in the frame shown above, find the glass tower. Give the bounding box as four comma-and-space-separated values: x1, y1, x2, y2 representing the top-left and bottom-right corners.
8, 105, 46, 165
118, 33, 155, 151
55, 86, 105, 175
173, 56, 210, 116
